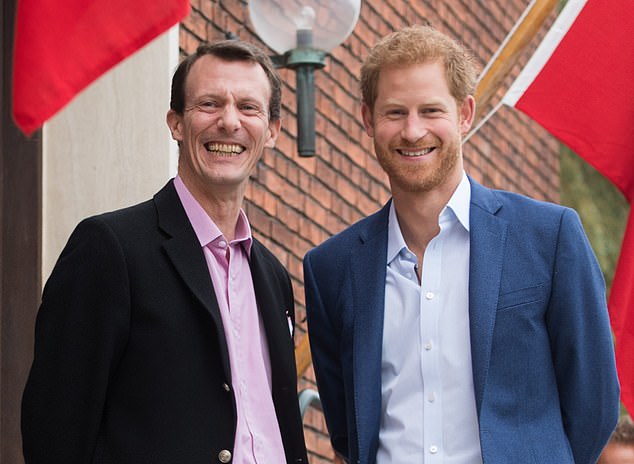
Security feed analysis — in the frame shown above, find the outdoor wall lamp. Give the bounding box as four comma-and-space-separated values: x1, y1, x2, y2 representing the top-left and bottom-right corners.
249, 0, 361, 157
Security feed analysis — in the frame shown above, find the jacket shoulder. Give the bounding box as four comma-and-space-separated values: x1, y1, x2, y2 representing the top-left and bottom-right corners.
307, 205, 388, 259
482, 187, 576, 230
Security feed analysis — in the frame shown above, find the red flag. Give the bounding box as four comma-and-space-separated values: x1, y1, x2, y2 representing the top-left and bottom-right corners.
503, 0, 634, 413
12, 0, 190, 135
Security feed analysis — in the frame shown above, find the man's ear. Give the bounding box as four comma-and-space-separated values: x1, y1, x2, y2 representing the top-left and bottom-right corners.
166, 109, 184, 143
361, 103, 375, 137
264, 118, 282, 149
459, 95, 476, 136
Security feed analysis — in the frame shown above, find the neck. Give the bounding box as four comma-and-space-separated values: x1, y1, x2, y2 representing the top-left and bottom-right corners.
179, 175, 246, 242
391, 174, 462, 265
203, 200, 242, 242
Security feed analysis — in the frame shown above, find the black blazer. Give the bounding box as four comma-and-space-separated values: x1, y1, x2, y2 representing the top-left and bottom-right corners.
22, 180, 308, 464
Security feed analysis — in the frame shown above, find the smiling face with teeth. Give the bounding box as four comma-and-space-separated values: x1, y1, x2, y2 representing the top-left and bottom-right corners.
362, 60, 474, 197
166, 54, 280, 201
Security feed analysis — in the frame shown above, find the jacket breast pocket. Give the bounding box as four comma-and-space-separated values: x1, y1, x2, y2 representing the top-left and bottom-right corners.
497, 283, 545, 311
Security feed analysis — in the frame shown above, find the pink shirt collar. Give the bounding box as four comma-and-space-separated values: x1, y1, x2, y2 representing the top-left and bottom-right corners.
173, 176, 252, 254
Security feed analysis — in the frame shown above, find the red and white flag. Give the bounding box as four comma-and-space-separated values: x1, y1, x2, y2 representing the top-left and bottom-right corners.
12, 0, 190, 135
503, 0, 634, 413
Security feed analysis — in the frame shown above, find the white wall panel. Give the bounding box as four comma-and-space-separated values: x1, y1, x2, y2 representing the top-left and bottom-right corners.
42, 27, 180, 283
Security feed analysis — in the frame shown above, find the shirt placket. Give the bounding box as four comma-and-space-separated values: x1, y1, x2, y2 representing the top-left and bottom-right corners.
420, 232, 443, 462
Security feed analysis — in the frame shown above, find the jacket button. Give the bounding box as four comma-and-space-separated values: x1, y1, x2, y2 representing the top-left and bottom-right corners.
218, 449, 232, 463
222, 383, 231, 392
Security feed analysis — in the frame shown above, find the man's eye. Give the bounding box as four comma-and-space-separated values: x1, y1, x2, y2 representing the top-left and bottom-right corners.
198, 101, 219, 112
240, 103, 262, 114
386, 109, 406, 117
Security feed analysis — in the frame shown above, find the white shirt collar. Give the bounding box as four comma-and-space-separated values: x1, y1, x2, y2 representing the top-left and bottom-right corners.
386, 171, 471, 265
445, 171, 471, 233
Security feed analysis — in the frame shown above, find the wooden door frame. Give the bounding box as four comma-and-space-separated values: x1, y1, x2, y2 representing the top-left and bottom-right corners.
1, 0, 42, 462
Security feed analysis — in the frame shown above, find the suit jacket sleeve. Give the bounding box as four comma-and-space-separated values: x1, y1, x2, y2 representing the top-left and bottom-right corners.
22, 216, 131, 463
547, 208, 619, 463
304, 250, 350, 459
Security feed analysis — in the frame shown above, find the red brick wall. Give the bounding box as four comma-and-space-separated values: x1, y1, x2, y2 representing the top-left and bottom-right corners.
181, 1, 560, 462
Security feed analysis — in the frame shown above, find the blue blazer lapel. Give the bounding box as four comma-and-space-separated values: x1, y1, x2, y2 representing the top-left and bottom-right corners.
468, 178, 507, 414
350, 202, 390, 462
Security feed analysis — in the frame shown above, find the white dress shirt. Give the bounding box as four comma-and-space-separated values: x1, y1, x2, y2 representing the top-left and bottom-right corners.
377, 173, 483, 463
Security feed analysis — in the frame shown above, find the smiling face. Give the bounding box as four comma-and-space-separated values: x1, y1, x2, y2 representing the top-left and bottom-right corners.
362, 60, 474, 196
167, 54, 280, 199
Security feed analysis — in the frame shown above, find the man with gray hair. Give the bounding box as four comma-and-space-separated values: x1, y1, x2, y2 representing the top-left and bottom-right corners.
22, 40, 308, 464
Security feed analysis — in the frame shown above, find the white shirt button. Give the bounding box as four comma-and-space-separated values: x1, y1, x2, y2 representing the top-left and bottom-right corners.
428, 392, 436, 403
218, 240, 227, 248
425, 291, 435, 300
424, 342, 433, 350
430, 445, 438, 454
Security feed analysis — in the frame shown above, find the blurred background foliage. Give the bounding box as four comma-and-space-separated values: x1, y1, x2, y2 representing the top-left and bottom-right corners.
559, 145, 629, 296
559, 146, 629, 418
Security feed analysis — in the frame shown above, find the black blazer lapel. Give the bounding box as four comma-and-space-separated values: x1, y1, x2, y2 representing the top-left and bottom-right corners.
153, 181, 232, 380
248, 239, 296, 383
249, 239, 306, 463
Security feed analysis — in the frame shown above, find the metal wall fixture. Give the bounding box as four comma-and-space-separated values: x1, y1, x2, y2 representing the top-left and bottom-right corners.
249, 0, 361, 157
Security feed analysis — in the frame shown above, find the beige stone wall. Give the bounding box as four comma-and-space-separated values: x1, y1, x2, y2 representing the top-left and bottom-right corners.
41, 28, 180, 283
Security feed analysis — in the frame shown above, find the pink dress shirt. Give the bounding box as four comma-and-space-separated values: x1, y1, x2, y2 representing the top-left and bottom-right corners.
174, 176, 286, 464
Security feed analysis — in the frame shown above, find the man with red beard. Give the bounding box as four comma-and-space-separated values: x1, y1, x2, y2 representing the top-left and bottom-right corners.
304, 25, 619, 464
22, 40, 308, 464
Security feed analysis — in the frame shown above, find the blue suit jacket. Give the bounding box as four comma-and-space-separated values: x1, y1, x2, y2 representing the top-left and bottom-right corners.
304, 177, 619, 464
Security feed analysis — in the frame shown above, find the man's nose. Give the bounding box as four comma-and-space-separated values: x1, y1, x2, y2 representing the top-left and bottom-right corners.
217, 105, 241, 132
401, 114, 428, 143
